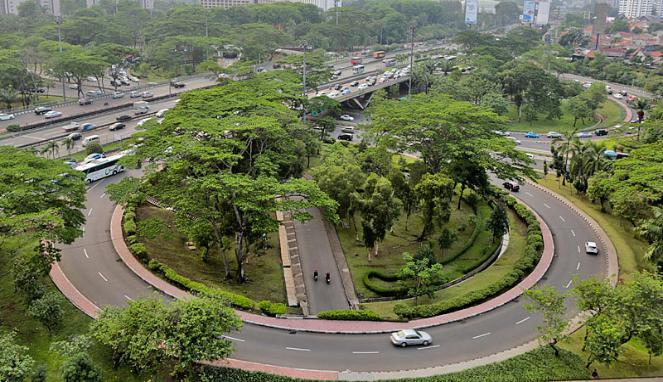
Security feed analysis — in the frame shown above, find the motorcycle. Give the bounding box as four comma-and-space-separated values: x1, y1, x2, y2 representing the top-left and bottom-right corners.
313, 270, 318, 281
325, 273, 331, 284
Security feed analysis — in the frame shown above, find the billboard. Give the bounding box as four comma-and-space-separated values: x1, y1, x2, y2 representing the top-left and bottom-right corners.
536, 1, 551, 25
522, 0, 536, 23
465, 0, 478, 25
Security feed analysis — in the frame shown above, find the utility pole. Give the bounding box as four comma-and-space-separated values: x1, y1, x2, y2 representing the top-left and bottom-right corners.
56, 16, 67, 102
302, 42, 308, 96
408, 25, 415, 97
335, 0, 339, 25
205, 9, 210, 60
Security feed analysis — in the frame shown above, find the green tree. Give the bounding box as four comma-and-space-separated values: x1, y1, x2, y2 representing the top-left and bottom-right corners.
354, 174, 401, 260
61, 353, 102, 382
0, 332, 34, 382
41, 140, 60, 159
399, 253, 444, 304
487, 204, 509, 242
638, 207, 663, 269
389, 168, 417, 231
524, 286, 568, 357
414, 172, 454, 241
28, 291, 65, 333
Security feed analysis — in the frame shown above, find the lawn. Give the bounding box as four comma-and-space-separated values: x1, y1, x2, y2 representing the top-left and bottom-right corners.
338, 197, 491, 300
364, 208, 527, 319
62, 139, 132, 162
0, 237, 145, 382
537, 175, 651, 277
2, 95, 64, 111
507, 99, 623, 133
135, 205, 287, 304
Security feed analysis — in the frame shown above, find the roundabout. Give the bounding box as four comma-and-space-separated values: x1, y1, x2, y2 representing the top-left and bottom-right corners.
51, 167, 617, 379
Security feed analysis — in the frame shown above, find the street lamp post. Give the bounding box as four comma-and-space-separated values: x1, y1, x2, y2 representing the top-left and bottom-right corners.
302, 43, 308, 97
56, 16, 67, 102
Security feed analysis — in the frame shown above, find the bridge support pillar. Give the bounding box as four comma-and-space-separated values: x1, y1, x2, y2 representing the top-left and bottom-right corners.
351, 98, 365, 110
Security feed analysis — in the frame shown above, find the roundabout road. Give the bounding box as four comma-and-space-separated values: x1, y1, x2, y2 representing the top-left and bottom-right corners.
55, 166, 612, 376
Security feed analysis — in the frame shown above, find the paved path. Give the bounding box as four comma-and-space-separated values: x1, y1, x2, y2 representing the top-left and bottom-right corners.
294, 207, 350, 314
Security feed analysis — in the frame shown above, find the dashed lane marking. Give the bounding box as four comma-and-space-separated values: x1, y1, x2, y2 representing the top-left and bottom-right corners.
472, 332, 491, 339
544, 203, 551, 209
286, 347, 311, 352
577, 245, 581, 254
559, 215, 566, 222
577, 262, 581, 271
515, 316, 530, 325
83, 248, 89, 259
525, 192, 534, 197
417, 345, 440, 350
98, 272, 108, 282
565, 280, 573, 289
100, 193, 106, 198
124, 295, 133, 301
352, 351, 380, 354
87, 182, 101, 192
87, 208, 93, 216
571, 229, 576, 237
223, 335, 246, 342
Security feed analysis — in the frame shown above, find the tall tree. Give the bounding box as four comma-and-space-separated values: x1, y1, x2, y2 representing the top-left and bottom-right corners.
399, 253, 444, 304
354, 174, 401, 260
525, 286, 568, 357
0, 332, 34, 382
414, 172, 454, 241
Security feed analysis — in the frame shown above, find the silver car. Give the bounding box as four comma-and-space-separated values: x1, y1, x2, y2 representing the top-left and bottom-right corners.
390, 329, 433, 347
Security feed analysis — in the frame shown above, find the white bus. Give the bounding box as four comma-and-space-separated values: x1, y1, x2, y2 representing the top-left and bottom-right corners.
75, 151, 126, 183
352, 64, 365, 74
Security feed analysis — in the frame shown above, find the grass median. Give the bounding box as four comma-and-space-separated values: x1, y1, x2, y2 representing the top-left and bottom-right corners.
507, 99, 623, 133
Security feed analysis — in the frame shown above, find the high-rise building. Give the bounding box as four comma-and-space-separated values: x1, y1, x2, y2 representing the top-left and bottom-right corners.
618, 0, 652, 17
201, 0, 339, 10
139, 0, 153, 9
0, 0, 60, 15
593, 2, 609, 34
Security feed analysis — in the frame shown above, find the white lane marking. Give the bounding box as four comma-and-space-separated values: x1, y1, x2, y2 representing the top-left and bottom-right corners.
472, 332, 491, 339
83, 248, 89, 259
87, 208, 93, 216
124, 295, 133, 301
525, 192, 534, 197
559, 215, 566, 222
577, 245, 581, 254
223, 335, 245, 342
352, 351, 380, 354
544, 203, 551, 209
417, 345, 440, 350
577, 262, 581, 271
100, 192, 106, 198
286, 347, 311, 352
515, 316, 530, 325
98, 272, 108, 282
565, 280, 573, 289
571, 229, 576, 237
88, 182, 101, 192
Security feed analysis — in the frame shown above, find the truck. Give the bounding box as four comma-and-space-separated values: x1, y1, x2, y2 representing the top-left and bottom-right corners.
133, 101, 150, 115
372, 51, 386, 59
62, 122, 80, 132
350, 56, 362, 65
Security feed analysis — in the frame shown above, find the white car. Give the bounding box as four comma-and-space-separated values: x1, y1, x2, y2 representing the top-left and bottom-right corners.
340, 114, 354, 121
613, 93, 623, 99
328, 91, 340, 98
112, 92, 125, 99
358, 83, 369, 90
585, 241, 599, 255
155, 109, 169, 118
44, 111, 63, 119
507, 136, 521, 145
0, 113, 15, 121
390, 329, 433, 347
546, 131, 562, 138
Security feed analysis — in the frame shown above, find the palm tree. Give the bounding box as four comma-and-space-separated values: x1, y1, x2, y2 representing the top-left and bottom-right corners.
41, 141, 59, 159
63, 137, 75, 155
638, 207, 663, 269
634, 98, 650, 140
0, 85, 18, 110
569, 141, 607, 192
554, 127, 579, 185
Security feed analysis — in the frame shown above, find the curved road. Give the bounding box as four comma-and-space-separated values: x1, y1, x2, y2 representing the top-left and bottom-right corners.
58, 165, 609, 373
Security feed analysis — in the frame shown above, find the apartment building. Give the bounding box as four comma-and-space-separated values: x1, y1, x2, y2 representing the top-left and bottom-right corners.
1, 0, 60, 15
618, 0, 653, 17
200, 0, 339, 11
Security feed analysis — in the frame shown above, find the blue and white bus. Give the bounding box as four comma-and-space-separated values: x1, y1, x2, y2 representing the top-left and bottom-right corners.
75, 151, 127, 183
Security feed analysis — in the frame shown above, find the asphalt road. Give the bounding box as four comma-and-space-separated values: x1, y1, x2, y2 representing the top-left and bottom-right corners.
57, 153, 608, 372
560, 73, 654, 99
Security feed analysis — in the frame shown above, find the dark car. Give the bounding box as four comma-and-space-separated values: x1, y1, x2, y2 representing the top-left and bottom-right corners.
332, 83, 341, 91
503, 181, 520, 192
116, 114, 132, 122
594, 129, 608, 136
34, 106, 52, 115
109, 122, 125, 131
337, 133, 354, 141
170, 81, 185, 88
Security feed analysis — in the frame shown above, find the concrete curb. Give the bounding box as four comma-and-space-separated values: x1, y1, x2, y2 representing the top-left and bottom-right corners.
107, 203, 555, 334
50, 261, 100, 319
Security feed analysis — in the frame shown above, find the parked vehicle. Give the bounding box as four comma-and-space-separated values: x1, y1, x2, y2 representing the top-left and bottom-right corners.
585, 241, 599, 255
129, 91, 141, 98
34, 106, 52, 115
390, 329, 432, 347
337, 133, 353, 141
340, 114, 354, 121
341, 126, 355, 134
524, 131, 540, 138
109, 123, 125, 131
503, 181, 520, 192
0, 113, 15, 121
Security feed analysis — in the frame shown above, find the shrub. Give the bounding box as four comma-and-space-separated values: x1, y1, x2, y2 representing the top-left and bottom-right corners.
85, 142, 103, 155
258, 300, 287, 316
6, 124, 21, 132
123, 219, 137, 236
363, 270, 407, 297
129, 243, 148, 262
147, 259, 161, 271
28, 291, 65, 333
126, 235, 138, 245
317, 309, 382, 321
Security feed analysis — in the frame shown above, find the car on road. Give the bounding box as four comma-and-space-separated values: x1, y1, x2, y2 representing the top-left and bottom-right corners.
585, 241, 599, 255
78, 98, 93, 105
109, 122, 125, 131
67, 132, 82, 141
340, 114, 354, 121
594, 129, 608, 136
358, 83, 369, 90
170, 80, 185, 88
130, 91, 141, 98
86, 90, 104, 97
350, 81, 359, 87
81, 123, 95, 131
507, 136, 521, 145
68, 84, 78, 90
341, 88, 352, 95
546, 131, 562, 138
112, 91, 125, 99
116, 114, 132, 122
503, 181, 520, 192
526, 153, 535, 159
328, 91, 340, 98
83, 153, 104, 162
141, 91, 153, 99
34, 106, 53, 115
493, 130, 511, 136
337, 133, 353, 141
44, 110, 62, 119
524, 131, 540, 138
0, 113, 15, 121
155, 109, 169, 118
390, 329, 432, 347
613, 93, 623, 99
576, 132, 593, 138
332, 83, 341, 91
341, 126, 355, 133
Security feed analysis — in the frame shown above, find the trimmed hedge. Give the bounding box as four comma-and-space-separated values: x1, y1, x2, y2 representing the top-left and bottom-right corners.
363, 270, 407, 297
393, 192, 543, 319
439, 215, 482, 265
258, 300, 287, 317
317, 309, 382, 321
6, 124, 21, 132
195, 347, 589, 382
